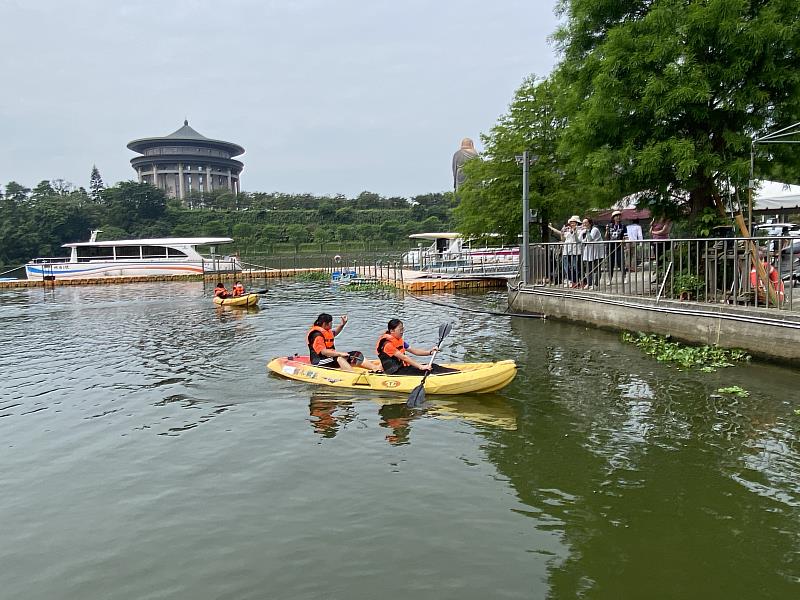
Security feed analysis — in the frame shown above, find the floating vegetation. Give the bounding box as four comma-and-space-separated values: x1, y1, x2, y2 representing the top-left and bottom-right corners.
295, 271, 329, 281
717, 386, 750, 397
340, 282, 394, 292
621, 332, 750, 371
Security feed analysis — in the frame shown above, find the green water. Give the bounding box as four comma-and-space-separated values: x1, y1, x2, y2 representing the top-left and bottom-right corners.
0, 280, 797, 599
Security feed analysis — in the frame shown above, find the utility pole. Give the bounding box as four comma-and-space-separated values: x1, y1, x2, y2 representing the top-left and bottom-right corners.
521, 150, 530, 285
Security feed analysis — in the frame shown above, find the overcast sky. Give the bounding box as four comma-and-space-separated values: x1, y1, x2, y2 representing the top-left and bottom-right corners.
1, 0, 560, 197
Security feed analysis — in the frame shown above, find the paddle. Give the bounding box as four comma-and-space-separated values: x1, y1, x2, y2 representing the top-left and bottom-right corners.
406, 322, 453, 408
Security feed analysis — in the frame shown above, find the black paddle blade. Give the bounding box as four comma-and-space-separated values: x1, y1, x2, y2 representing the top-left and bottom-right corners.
253, 289, 268, 294
347, 350, 364, 366
407, 383, 426, 408
438, 322, 453, 343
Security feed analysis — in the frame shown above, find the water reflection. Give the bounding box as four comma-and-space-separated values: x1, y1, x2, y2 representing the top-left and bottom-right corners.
214, 304, 261, 321
306, 388, 517, 444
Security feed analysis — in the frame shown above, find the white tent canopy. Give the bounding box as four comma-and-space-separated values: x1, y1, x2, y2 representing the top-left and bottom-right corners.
754, 180, 800, 211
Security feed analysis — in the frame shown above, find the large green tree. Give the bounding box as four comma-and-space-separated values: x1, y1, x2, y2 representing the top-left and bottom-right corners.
555, 0, 800, 219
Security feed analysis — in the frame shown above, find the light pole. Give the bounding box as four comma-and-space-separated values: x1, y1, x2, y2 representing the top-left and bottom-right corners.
515, 151, 538, 285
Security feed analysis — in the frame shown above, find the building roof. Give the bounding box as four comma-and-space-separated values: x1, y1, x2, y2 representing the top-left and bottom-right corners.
127, 120, 245, 156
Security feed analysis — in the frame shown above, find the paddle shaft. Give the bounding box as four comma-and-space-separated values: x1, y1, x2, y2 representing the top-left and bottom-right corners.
416, 348, 439, 386
407, 329, 449, 406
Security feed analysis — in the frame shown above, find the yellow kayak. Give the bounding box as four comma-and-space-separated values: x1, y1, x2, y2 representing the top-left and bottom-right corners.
267, 355, 517, 395
213, 293, 260, 307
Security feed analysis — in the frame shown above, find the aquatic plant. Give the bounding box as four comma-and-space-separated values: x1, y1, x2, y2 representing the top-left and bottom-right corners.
717, 386, 750, 397
340, 282, 394, 292
621, 332, 749, 371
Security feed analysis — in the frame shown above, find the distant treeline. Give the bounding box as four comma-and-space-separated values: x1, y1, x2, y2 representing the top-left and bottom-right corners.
0, 180, 456, 269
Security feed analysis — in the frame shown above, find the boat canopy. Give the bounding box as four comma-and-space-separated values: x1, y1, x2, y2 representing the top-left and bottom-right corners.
408, 232, 462, 240
62, 237, 234, 248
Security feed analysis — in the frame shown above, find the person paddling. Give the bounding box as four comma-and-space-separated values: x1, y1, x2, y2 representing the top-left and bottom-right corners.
213, 282, 231, 299
232, 281, 245, 297
376, 318, 456, 376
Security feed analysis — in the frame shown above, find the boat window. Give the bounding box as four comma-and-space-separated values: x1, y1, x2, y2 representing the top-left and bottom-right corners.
114, 246, 141, 259
167, 247, 188, 258
141, 246, 168, 258
76, 246, 112, 260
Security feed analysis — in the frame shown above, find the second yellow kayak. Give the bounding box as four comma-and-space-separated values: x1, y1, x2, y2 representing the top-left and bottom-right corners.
213, 293, 260, 307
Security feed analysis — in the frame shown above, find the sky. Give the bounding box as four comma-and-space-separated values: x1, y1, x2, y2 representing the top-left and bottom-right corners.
0, 0, 561, 198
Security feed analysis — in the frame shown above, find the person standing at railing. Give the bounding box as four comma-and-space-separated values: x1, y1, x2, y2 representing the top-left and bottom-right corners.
605, 210, 628, 283
549, 216, 582, 288
579, 217, 604, 289
649, 217, 672, 281
625, 218, 644, 272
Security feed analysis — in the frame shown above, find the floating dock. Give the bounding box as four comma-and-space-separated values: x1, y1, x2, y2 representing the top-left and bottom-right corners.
0, 266, 508, 293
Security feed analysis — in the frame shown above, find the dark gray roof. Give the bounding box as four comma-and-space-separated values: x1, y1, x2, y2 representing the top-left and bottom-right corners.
164, 120, 211, 141
127, 120, 245, 156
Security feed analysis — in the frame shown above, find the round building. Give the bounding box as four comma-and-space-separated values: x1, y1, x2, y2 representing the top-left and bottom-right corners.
127, 120, 244, 200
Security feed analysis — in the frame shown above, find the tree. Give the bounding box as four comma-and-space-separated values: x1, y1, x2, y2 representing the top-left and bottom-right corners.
89, 165, 105, 203
203, 220, 228, 236
335, 224, 355, 244
554, 0, 800, 220
232, 222, 257, 240
379, 222, 401, 247
100, 182, 167, 229
355, 223, 378, 251
312, 225, 330, 252
4, 182, 30, 204
286, 224, 309, 253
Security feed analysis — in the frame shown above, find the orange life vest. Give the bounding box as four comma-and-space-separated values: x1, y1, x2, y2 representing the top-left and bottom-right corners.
214, 286, 229, 298
308, 325, 335, 364
376, 333, 406, 374
232, 284, 245, 297
750, 263, 785, 302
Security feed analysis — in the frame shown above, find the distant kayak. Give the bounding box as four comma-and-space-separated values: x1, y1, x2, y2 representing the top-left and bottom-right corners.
267, 355, 517, 395
213, 293, 260, 307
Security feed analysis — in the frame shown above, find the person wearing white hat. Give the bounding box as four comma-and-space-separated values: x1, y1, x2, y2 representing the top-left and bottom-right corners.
548, 216, 583, 287
606, 210, 627, 283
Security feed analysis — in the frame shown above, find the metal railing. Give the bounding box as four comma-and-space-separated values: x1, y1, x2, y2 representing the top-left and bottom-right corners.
524, 236, 799, 311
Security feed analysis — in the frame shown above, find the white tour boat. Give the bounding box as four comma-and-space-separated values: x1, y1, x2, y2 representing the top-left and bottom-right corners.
403, 232, 519, 273
25, 231, 241, 280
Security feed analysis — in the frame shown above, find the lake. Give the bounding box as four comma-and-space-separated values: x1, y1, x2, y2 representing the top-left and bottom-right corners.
1, 280, 798, 599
